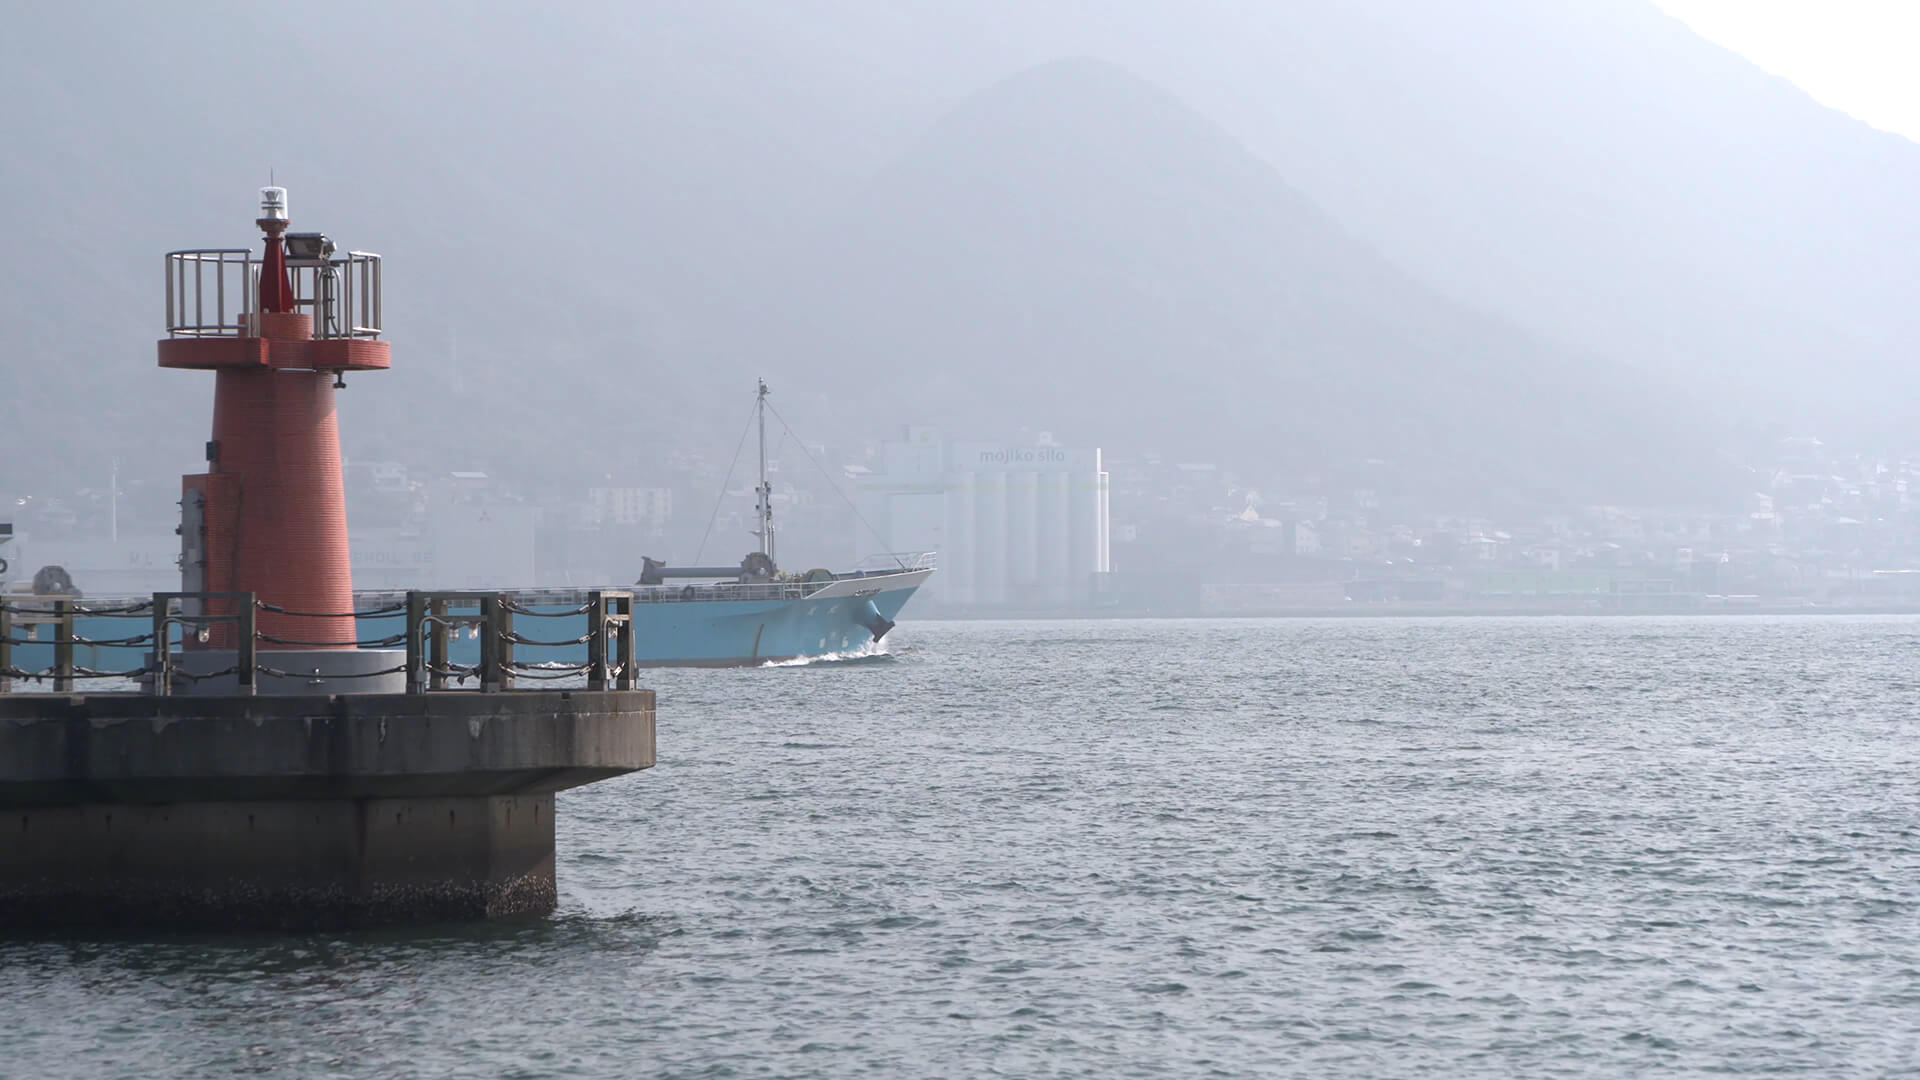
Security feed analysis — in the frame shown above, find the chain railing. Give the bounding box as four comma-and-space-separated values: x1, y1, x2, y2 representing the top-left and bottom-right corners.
151, 591, 257, 696
0, 590, 639, 696
2, 596, 160, 693
399, 591, 636, 694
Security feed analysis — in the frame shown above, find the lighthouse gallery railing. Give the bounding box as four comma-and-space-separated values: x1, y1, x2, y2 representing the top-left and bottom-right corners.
165, 248, 383, 340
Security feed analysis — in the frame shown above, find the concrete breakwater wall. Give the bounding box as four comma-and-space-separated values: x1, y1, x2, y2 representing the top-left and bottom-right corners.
0, 689, 654, 930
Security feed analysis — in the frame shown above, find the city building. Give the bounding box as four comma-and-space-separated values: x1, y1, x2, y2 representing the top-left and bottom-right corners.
586, 487, 673, 529
854, 427, 1109, 610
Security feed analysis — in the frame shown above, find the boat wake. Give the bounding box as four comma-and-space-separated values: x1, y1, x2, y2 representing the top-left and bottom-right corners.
759, 641, 895, 667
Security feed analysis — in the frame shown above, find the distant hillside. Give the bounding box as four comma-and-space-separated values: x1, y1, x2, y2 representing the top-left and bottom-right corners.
5, 0, 1905, 508
918, 0, 1920, 434
751, 59, 1729, 508
0, 0, 941, 493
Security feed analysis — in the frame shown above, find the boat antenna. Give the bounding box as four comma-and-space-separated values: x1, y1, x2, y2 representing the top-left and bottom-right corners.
693, 392, 758, 565
754, 378, 776, 565
760, 396, 910, 570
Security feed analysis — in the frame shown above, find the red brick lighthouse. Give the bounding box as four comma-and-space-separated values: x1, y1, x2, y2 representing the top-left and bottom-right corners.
158, 187, 388, 661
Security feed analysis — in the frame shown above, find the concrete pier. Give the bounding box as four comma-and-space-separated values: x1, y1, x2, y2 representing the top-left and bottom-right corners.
0, 192, 660, 933
0, 688, 654, 930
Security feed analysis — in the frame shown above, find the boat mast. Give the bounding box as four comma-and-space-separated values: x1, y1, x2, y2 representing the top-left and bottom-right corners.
755, 378, 775, 564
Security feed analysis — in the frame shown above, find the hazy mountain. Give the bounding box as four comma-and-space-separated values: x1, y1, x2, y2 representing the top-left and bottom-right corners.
746, 58, 1726, 507
1, 0, 1910, 510
1012, 0, 1920, 433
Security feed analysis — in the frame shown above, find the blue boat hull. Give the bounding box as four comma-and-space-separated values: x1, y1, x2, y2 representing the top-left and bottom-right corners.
5, 570, 928, 676
368, 575, 925, 668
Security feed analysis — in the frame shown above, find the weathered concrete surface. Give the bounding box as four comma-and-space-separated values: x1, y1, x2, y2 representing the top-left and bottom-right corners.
0, 690, 653, 930
0, 690, 654, 805
3, 795, 558, 930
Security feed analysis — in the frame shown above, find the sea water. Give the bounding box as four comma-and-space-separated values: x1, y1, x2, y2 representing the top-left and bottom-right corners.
2, 616, 1916, 1076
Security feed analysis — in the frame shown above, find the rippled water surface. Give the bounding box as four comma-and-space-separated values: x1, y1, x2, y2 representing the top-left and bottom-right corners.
4, 616, 1920, 1077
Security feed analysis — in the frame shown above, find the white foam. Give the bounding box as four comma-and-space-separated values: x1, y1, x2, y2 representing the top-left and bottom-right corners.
758, 639, 892, 667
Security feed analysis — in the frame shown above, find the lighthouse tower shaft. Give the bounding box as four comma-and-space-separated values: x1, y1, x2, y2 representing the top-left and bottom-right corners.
158, 188, 389, 650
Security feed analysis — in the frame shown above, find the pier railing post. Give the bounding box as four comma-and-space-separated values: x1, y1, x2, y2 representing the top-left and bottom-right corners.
0, 600, 12, 695
236, 592, 256, 695
616, 592, 635, 691
404, 591, 426, 694
151, 595, 172, 696
429, 596, 450, 691
498, 596, 515, 692
478, 595, 502, 693
52, 599, 73, 693
587, 590, 607, 692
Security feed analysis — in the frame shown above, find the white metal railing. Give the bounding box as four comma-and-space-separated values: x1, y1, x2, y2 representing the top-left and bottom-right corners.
632, 582, 828, 603
854, 551, 937, 573
164, 249, 253, 337
325, 250, 383, 339
165, 249, 383, 339
354, 581, 838, 609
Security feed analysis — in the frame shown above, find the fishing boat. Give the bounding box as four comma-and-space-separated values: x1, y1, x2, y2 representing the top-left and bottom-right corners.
533, 377, 933, 666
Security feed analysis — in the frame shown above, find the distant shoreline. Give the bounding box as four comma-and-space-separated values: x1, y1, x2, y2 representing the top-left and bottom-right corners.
912, 605, 1920, 621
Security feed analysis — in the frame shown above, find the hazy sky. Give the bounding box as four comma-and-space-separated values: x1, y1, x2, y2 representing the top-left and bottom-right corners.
1656, 0, 1920, 142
